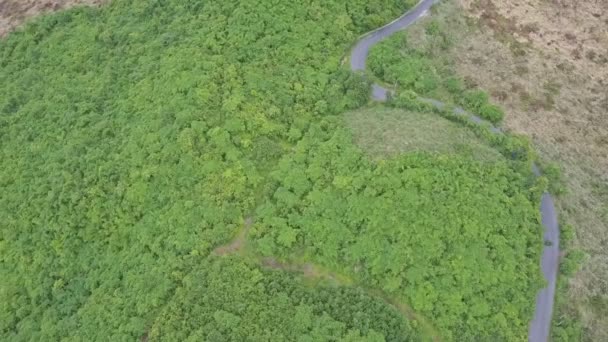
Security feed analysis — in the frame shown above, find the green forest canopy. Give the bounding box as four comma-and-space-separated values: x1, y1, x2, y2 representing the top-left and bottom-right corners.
1, 0, 543, 340
250, 122, 543, 340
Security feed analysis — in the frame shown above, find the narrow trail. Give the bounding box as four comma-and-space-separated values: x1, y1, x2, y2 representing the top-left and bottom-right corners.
349, 1, 560, 341
213, 217, 253, 256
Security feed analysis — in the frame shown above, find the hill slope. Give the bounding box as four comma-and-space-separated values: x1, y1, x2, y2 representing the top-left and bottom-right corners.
1, 0, 545, 340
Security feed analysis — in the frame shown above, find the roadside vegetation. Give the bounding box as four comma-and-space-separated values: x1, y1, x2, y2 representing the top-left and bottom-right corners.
379, 1, 605, 339
1, 0, 549, 340
367, 18, 505, 123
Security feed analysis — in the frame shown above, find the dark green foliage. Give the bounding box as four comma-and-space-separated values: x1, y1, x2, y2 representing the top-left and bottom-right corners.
148, 257, 418, 341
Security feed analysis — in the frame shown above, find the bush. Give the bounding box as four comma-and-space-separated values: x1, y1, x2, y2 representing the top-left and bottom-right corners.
461, 89, 489, 111
478, 103, 505, 123
543, 163, 567, 196
560, 250, 586, 278
391, 90, 422, 110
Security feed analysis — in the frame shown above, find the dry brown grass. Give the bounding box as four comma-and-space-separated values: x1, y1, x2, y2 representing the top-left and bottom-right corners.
427, 0, 608, 340
0, 0, 105, 37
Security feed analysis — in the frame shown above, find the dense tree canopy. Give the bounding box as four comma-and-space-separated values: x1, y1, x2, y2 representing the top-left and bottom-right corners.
0, 0, 416, 339
148, 257, 419, 341
1, 0, 542, 340
250, 120, 543, 340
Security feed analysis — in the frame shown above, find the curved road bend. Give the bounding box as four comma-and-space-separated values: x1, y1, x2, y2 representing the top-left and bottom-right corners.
349, 1, 560, 341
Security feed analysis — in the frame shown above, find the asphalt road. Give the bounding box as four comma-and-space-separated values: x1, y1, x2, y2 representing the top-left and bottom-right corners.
350, 1, 561, 341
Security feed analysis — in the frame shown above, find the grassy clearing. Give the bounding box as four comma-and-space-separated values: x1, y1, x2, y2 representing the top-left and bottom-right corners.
344, 106, 504, 162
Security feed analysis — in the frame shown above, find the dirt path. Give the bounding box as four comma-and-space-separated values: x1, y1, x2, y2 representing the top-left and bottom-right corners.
213, 217, 253, 256
350, 1, 560, 341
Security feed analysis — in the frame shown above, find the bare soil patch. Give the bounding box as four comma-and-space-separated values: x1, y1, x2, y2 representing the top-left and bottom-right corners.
0, 0, 105, 37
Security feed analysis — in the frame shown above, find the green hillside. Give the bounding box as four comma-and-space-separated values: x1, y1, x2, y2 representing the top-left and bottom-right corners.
1, 0, 544, 340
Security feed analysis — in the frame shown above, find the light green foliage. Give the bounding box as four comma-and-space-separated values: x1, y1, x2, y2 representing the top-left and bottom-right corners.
251, 120, 544, 340
368, 18, 505, 123
560, 251, 586, 278
542, 162, 567, 196
460, 90, 505, 123
386, 94, 537, 171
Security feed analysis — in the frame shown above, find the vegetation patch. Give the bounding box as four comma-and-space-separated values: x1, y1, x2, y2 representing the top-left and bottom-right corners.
148, 257, 420, 341
0, 0, 412, 339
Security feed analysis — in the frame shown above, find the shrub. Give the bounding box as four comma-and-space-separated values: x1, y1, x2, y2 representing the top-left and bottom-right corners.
478, 103, 505, 123
444, 77, 464, 94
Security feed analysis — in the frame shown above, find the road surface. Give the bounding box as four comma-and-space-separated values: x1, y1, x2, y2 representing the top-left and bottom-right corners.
349, 1, 560, 341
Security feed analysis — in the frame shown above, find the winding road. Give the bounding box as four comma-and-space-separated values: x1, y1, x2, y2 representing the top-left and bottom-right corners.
350, 1, 560, 341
